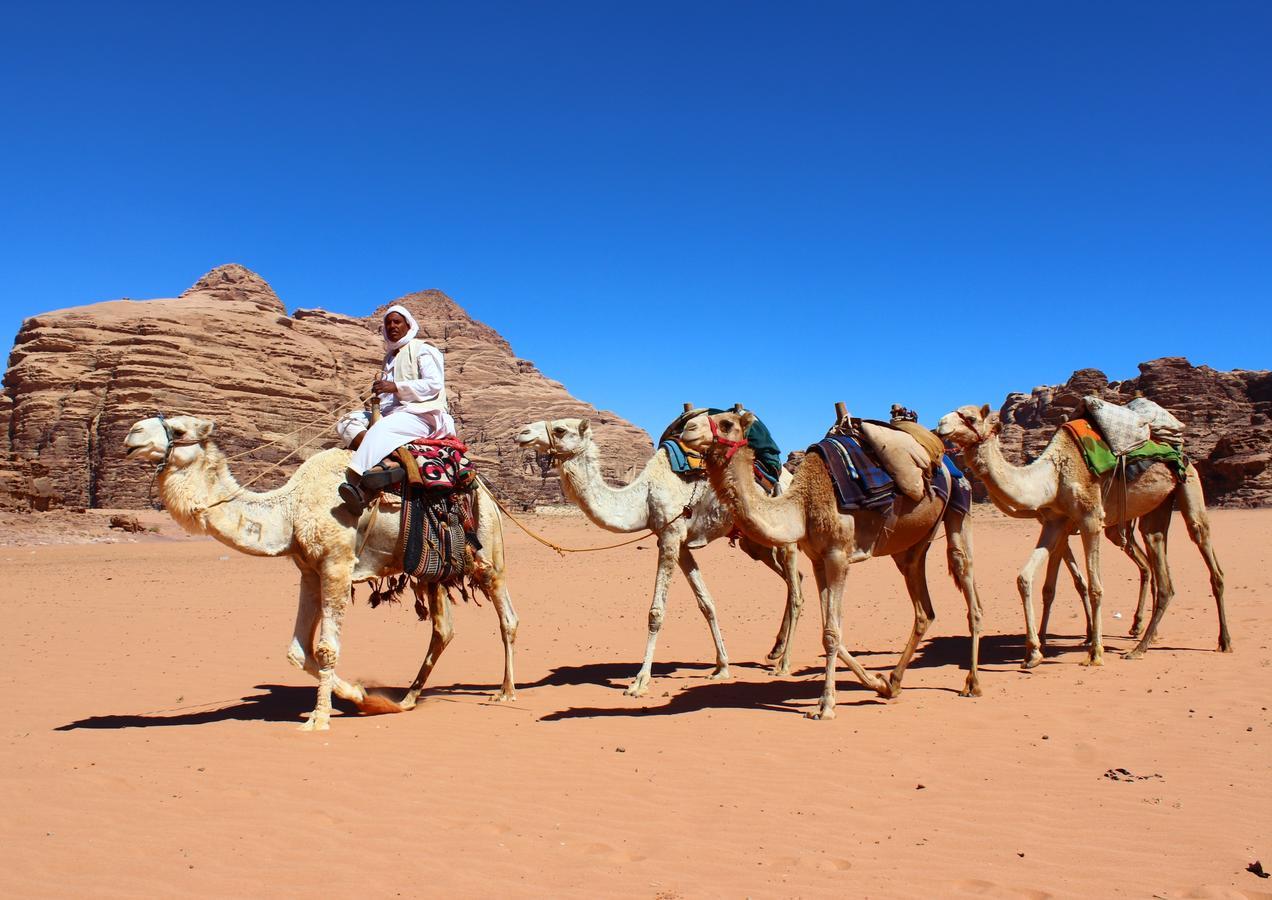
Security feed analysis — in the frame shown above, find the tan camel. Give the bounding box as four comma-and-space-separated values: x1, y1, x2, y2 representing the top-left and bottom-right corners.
124, 415, 519, 731
936, 405, 1230, 667
680, 410, 984, 719
515, 417, 803, 695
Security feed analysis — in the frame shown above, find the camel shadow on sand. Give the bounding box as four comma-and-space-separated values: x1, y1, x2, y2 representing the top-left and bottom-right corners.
54, 685, 363, 730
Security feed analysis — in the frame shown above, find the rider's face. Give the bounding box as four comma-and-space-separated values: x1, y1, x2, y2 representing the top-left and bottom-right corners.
384, 312, 409, 342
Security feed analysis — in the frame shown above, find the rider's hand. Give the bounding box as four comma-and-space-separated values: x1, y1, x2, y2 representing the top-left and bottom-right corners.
372, 378, 397, 396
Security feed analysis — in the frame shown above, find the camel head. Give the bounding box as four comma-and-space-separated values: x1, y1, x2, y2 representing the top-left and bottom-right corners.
935, 404, 1000, 448
124, 415, 216, 471
679, 410, 756, 463
514, 418, 593, 460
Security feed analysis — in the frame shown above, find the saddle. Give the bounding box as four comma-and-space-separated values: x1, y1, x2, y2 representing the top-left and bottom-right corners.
826, 415, 936, 502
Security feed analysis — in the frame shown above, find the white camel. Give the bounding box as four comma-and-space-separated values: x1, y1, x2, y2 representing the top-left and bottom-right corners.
515, 417, 803, 695
124, 414, 519, 731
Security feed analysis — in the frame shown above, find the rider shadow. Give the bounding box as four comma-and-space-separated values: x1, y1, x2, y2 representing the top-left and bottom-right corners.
54, 685, 360, 731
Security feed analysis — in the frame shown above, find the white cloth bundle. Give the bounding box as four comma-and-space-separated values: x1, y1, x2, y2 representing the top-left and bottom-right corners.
1083, 396, 1150, 456
1126, 397, 1186, 446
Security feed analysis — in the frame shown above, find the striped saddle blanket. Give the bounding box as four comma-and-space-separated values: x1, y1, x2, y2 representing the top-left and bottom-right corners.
809, 436, 971, 516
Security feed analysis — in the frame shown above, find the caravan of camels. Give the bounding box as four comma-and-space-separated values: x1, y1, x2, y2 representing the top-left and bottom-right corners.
122, 386, 1231, 731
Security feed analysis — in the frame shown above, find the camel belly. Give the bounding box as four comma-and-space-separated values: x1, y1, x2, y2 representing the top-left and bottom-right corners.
869, 494, 945, 558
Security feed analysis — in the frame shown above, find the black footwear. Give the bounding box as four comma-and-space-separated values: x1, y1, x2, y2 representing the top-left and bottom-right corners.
338, 480, 366, 513
361, 465, 406, 493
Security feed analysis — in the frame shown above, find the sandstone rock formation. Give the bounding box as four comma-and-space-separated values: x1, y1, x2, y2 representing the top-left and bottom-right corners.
0, 264, 652, 511
996, 357, 1271, 507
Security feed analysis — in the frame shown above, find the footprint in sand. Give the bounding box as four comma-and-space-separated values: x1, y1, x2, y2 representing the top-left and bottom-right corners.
955, 879, 1052, 900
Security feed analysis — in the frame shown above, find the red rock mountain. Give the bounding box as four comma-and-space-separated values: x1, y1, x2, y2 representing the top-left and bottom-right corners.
0, 264, 652, 510
994, 357, 1271, 507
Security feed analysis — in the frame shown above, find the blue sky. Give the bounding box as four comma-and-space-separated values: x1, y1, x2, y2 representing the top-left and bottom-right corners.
1, 2, 1269, 453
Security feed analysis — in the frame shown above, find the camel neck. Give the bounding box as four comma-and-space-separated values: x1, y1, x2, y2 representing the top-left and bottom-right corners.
159, 446, 296, 556
968, 434, 1059, 512
706, 445, 806, 546
556, 443, 651, 533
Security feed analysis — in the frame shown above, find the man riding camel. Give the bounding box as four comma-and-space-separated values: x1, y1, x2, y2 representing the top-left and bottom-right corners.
336, 305, 455, 512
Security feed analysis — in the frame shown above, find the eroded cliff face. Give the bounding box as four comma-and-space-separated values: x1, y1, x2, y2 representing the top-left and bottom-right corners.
0, 264, 652, 510
995, 357, 1271, 507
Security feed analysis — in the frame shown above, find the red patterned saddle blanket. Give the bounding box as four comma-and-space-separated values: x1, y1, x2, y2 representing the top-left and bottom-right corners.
382, 438, 477, 494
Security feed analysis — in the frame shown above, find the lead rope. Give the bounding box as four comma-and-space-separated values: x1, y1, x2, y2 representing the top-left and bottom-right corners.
476, 475, 701, 556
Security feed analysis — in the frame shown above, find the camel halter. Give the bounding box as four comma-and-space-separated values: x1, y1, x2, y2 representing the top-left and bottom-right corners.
708, 416, 749, 460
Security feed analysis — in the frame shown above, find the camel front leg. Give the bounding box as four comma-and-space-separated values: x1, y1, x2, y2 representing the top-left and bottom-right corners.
626, 534, 679, 697
1037, 541, 1066, 655
945, 512, 983, 698
1078, 524, 1105, 666
1123, 504, 1174, 659
399, 581, 455, 711
1107, 524, 1153, 638
1017, 520, 1068, 669
739, 537, 804, 672
678, 546, 730, 681
300, 563, 359, 731
288, 569, 365, 706
808, 551, 887, 721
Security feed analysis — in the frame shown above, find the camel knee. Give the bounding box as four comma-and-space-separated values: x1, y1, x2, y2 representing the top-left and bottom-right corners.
915, 611, 933, 636
286, 638, 307, 670
314, 638, 340, 669
821, 629, 839, 654
1016, 572, 1032, 599
647, 607, 665, 633
947, 547, 970, 581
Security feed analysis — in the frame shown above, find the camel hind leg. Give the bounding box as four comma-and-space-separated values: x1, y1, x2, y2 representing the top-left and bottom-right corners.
472, 489, 519, 701
399, 581, 455, 711
944, 509, 983, 698
1176, 470, 1231, 652
1017, 519, 1069, 668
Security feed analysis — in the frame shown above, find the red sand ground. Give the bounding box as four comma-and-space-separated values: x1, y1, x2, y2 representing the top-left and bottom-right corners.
1, 507, 1269, 898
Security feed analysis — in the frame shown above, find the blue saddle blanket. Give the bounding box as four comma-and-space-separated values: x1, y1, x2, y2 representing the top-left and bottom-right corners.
808, 437, 971, 516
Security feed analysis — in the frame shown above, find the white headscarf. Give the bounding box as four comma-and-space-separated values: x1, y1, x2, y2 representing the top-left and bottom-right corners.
381, 304, 420, 353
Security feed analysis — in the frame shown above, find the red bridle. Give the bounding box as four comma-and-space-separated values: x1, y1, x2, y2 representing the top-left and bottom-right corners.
708, 416, 749, 460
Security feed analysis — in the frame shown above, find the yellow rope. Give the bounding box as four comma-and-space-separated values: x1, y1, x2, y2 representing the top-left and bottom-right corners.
476, 477, 666, 555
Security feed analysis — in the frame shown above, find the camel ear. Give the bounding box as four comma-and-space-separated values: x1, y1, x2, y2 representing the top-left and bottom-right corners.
577, 418, 590, 437
979, 403, 991, 420
193, 420, 215, 440
738, 410, 756, 432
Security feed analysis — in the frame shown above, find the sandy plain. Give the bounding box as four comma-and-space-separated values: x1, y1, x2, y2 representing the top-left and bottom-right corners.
0, 505, 1269, 898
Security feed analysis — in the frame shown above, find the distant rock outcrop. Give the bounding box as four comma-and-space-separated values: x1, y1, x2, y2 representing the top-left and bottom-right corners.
0, 264, 652, 510
995, 357, 1271, 507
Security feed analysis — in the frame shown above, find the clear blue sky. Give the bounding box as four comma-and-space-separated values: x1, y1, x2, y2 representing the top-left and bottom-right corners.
2, 2, 1269, 453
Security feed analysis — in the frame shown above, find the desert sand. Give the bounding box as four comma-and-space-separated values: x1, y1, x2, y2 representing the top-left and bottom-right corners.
1, 506, 1268, 898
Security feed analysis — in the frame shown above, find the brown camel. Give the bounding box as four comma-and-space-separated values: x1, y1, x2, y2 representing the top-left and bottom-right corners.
680, 410, 985, 719
936, 405, 1230, 667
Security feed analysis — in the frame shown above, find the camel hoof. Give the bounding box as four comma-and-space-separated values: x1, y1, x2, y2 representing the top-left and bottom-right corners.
707, 666, 731, 682
489, 691, 516, 703
623, 679, 650, 698
1122, 649, 1145, 660
1080, 655, 1105, 667
769, 663, 791, 677
298, 712, 329, 732
355, 690, 410, 715
1021, 651, 1043, 670
805, 707, 836, 721
959, 681, 982, 698
766, 645, 785, 662
1218, 640, 1234, 654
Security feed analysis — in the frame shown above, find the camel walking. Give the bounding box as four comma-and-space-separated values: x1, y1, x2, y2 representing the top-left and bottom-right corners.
936, 405, 1230, 667
125, 414, 519, 731
516, 417, 803, 695
680, 410, 984, 719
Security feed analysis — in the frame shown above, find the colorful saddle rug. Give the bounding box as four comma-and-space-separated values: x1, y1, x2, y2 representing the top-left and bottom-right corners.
385, 437, 477, 494
1061, 418, 1188, 480
809, 436, 970, 515
661, 408, 784, 488
399, 490, 471, 582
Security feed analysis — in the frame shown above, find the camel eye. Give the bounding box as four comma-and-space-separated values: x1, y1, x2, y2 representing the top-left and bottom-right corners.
553, 427, 566, 436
